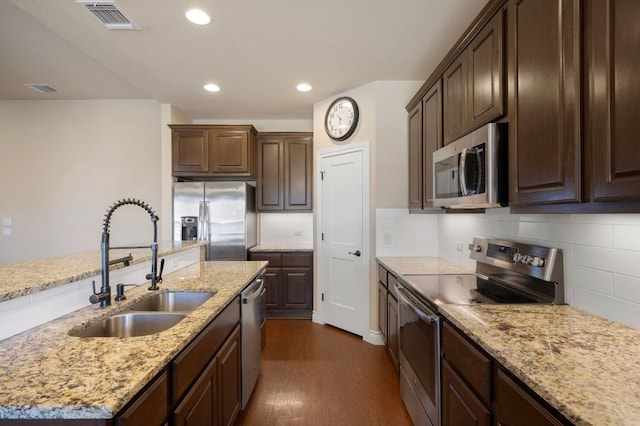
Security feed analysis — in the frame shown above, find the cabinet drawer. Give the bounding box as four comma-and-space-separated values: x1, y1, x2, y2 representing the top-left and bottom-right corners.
442, 360, 490, 426
171, 297, 240, 404
378, 264, 388, 288
387, 273, 399, 294
118, 371, 168, 426
442, 322, 491, 403
250, 252, 282, 267
282, 252, 312, 267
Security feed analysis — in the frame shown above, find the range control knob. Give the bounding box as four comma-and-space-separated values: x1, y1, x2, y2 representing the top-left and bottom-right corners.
513, 253, 523, 263
531, 256, 545, 267
468, 243, 482, 252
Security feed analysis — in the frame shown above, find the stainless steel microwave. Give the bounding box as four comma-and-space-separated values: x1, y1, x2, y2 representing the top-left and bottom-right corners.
432, 123, 508, 208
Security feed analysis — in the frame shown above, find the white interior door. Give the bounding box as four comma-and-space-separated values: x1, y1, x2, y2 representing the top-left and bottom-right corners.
318, 143, 369, 336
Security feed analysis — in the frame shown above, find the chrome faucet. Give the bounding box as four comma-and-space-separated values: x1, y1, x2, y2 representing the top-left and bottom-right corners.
90, 198, 164, 308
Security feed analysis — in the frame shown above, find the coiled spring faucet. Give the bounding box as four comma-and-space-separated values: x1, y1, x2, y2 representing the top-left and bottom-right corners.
90, 198, 163, 308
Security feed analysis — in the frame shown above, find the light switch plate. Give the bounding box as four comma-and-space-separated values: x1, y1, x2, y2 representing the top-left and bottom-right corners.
2, 227, 11, 237
2, 217, 11, 226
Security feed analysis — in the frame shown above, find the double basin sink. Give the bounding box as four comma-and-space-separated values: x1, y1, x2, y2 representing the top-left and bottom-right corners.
71, 291, 215, 338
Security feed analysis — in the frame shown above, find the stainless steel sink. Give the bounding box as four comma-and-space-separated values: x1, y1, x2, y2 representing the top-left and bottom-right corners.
128, 291, 215, 312
71, 312, 187, 338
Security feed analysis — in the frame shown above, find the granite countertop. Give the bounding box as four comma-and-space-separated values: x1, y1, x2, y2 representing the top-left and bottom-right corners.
0, 260, 267, 419
0, 241, 204, 303
250, 243, 313, 252
377, 256, 474, 275
441, 304, 640, 426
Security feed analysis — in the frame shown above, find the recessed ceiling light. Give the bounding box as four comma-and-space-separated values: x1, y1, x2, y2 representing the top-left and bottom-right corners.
297, 83, 312, 92
204, 83, 220, 92
185, 8, 211, 25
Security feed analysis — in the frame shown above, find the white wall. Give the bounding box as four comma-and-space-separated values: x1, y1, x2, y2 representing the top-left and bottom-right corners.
193, 119, 313, 132
259, 213, 313, 244
313, 81, 422, 337
0, 100, 162, 264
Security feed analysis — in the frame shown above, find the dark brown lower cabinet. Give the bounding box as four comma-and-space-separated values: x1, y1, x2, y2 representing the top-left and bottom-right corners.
377, 281, 387, 344
174, 358, 218, 426
442, 361, 490, 426
494, 367, 565, 426
118, 371, 169, 426
249, 251, 313, 318
443, 321, 571, 426
218, 326, 241, 426
386, 290, 399, 373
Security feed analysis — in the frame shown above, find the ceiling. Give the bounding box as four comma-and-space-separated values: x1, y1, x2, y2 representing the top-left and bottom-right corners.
0, 0, 487, 121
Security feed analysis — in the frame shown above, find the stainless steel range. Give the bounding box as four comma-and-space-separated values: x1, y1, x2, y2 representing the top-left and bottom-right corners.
396, 237, 564, 426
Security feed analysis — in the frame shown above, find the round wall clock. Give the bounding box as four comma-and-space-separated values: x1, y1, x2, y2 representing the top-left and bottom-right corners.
325, 96, 359, 141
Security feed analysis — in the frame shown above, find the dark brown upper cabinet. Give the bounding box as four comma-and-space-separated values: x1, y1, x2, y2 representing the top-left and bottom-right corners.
507, 0, 581, 206
408, 100, 423, 210
584, 0, 640, 204
443, 10, 504, 146
170, 125, 258, 178
257, 132, 313, 212
409, 81, 443, 211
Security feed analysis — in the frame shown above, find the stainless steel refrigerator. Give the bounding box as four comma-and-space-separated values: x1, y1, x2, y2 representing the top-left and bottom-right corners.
173, 181, 257, 260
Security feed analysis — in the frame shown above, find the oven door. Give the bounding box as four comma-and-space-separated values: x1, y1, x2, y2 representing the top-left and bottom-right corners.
396, 284, 440, 426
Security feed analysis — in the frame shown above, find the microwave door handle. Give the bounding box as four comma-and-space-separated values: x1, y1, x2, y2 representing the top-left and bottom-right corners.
459, 147, 469, 196
473, 147, 482, 194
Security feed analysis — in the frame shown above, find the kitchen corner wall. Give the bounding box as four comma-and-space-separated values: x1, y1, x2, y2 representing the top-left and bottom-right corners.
0, 99, 162, 264
376, 207, 640, 329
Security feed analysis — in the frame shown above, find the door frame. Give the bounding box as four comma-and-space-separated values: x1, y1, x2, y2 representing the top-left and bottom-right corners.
314, 141, 371, 341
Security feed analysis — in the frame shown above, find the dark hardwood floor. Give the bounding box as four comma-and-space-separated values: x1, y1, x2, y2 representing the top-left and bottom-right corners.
236, 319, 412, 426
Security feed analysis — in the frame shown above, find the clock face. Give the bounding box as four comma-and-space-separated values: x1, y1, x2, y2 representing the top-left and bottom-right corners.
325, 97, 359, 141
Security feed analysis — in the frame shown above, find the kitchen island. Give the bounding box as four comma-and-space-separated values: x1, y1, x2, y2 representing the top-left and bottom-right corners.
379, 256, 640, 426
0, 260, 267, 420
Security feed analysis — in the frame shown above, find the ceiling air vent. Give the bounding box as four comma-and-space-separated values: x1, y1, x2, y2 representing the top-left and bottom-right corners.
25, 84, 58, 94
76, 1, 138, 30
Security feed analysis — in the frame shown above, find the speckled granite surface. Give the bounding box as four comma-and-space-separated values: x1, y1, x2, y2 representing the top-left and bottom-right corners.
440, 304, 640, 426
0, 241, 204, 303
0, 260, 266, 419
377, 256, 474, 275
250, 243, 313, 252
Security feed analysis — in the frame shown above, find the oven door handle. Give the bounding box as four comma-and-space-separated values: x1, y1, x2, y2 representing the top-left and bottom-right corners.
395, 284, 439, 324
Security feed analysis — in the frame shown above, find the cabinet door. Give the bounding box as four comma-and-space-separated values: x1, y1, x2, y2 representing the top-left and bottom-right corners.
508, 0, 581, 205
257, 137, 285, 210
172, 129, 209, 174
282, 268, 312, 310
378, 281, 387, 343
422, 81, 442, 209
218, 326, 241, 426
263, 267, 281, 310
467, 10, 504, 129
174, 358, 218, 426
408, 101, 423, 210
443, 53, 467, 145
118, 371, 168, 426
442, 361, 490, 426
387, 292, 399, 374
210, 130, 250, 175
585, 0, 640, 202
285, 137, 313, 210
494, 368, 565, 426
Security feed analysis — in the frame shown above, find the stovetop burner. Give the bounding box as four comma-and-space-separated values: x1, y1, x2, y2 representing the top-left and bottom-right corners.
398, 237, 564, 311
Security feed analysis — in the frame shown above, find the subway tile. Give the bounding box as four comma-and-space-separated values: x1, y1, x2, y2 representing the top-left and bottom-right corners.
573, 287, 640, 329
613, 274, 640, 304
574, 245, 640, 277
572, 223, 612, 247
569, 265, 613, 295
613, 225, 640, 251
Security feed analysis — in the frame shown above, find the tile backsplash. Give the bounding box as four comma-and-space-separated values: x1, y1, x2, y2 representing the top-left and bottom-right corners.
259, 213, 314, 244
376, 208, 640, 329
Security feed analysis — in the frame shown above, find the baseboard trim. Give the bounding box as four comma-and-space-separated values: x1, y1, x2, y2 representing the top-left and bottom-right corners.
364, 329, 385, 346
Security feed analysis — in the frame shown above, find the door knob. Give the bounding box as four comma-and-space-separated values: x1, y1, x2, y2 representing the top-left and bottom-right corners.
348, 250, 361, 257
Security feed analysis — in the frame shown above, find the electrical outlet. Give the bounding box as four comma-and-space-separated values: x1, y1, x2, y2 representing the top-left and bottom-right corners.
456, 241, 463, 252
294, 230, 303, 237
2, 227, 11, 237
2, 217, 11, 226
384, 232, 392, 245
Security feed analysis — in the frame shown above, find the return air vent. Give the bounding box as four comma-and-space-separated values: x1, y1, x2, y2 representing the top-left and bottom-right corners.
77, 1, 138, 30
25, 84, 57, 94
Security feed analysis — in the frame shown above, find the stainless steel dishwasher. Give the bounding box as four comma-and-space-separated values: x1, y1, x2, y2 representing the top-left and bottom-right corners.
241, 275, 265, 409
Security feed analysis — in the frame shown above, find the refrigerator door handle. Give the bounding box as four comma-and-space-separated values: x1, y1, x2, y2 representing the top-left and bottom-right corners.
198, 201, 206, 242
203, 201, 210, 241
